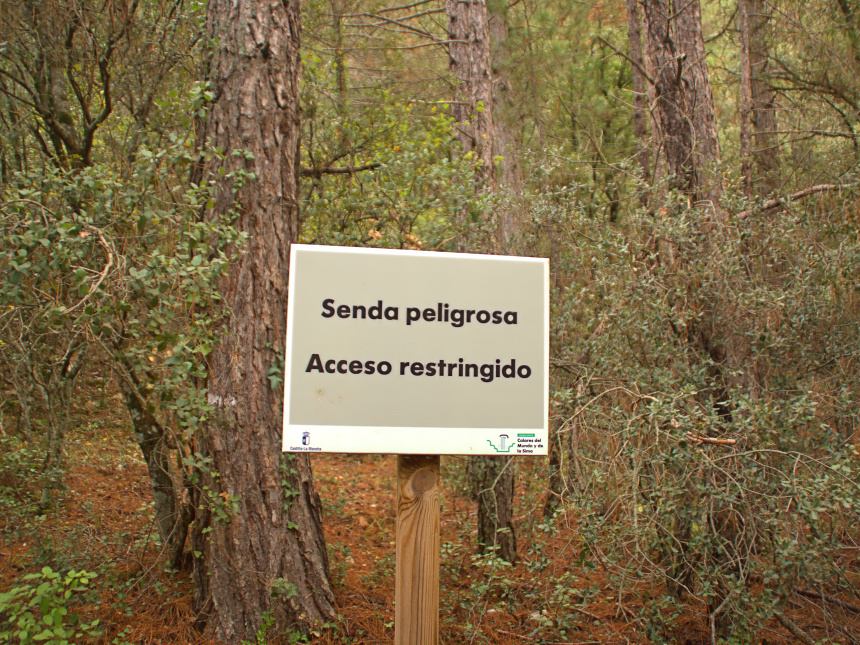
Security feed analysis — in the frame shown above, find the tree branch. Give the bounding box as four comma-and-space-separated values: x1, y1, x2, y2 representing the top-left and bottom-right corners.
775, 611, 816, 645
736, 183, 850, 219
300, 162, 381, 178
794, 587, 860, 614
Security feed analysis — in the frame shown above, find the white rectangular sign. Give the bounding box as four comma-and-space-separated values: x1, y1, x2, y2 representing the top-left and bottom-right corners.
282, 244, 549, 455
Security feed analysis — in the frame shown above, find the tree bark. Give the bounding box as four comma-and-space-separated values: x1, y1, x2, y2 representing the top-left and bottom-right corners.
625, 0, 653, 192
467, 454, 517, 562
641, 0, 722, 209
488, 1, 523, 249
448, 0, 496, 189
448, 0, 517, 564
746, 0, 779, 193
639, 2, 750, 636
739, 0, 754, 198
191, 0, 336, 641
116, 365, 191, 569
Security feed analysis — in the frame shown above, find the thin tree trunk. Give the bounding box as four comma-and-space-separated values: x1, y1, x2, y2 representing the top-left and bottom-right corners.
640, 1, 750, 636
488, 1, 522, 249
747, 0, 779, 192
543, 416, 563, 517
468, 455, 517, 562
625, 0, 653, 192
739, 0, 754, 198
191, 0, 336, 640
448, 0, 517, 564
117, 368, 191, 569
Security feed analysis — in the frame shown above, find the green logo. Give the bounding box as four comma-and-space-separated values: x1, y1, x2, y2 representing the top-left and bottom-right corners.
487, 434, 514, 453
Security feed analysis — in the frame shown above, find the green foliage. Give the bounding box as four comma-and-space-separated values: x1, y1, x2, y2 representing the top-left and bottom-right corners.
0, 567, 100, 645
270, 578, 298, 601
0, 435, 42, 532
538, 175, 860, 639
0, 128, 243, 459
183, 453, 241, 525
279, 453, 300, 511
300, 41, 482, 250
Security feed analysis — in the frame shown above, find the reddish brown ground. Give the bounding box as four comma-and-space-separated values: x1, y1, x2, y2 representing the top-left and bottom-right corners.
1, 392, 858, 644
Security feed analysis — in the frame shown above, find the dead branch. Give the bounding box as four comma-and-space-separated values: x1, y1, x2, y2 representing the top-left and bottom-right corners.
736, 183, 850, 219
775, 611, 816, 645
686, 433, 738, 446
64, 224, 115, 316
794, 587, 860, 615
300, 162, 381, 178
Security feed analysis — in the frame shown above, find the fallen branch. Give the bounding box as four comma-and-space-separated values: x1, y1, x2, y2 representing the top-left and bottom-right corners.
569, 605, 601, 621
496, 629, 532, 641
736, 183, 849, 219
775, 611, 816, 645
794, 587, 860, 614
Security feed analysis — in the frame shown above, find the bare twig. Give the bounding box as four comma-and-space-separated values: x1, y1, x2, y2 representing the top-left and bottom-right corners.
569, 605, 601, 621
496, 629, 532, 641
64, 224, 115, 316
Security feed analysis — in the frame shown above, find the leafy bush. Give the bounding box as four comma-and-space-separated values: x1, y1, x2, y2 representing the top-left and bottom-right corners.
534, 177, 860, 641
0, 567, 100, 645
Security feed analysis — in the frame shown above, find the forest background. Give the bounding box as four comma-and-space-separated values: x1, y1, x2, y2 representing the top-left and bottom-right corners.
1, 0, 859, 644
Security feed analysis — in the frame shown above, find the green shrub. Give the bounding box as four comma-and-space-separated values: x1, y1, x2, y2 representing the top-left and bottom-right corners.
0, 567, 100, 645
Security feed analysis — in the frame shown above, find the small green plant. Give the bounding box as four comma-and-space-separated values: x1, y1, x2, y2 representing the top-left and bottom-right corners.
270, 578, 297, 601
0, 567, 101, 645
183, 453, 241, 524
240, 611, 276, 645
239, 610, 312, 645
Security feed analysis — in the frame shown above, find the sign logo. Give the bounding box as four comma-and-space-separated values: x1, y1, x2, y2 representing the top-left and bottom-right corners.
487, 434, 514, 453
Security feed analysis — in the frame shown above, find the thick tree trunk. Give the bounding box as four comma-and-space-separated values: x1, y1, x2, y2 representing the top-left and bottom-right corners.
448, 0, 496, 189
641, 0, 722, 208
191, 0, 336, 641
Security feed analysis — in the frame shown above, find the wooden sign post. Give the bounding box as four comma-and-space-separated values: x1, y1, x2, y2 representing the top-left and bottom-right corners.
395, 455, 440, 645
282, 245, 549, 644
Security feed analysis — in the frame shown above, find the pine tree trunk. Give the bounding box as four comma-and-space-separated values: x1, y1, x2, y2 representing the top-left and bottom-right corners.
739, 0, 754, 197
639, 1, 753, 636
448, 0, 518, 564
488, 2, 523, 249
747, 0, 779, 192
641, 0, 722, 208
191, 0, 336, 641
625, 0, 653, 191
448, 0, 495, 189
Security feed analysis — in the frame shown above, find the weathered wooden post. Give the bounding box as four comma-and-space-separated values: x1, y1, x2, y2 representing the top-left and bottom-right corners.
395, 455, 441, 645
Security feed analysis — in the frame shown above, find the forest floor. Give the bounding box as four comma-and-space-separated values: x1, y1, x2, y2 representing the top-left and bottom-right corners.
1, 382, 858, 645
